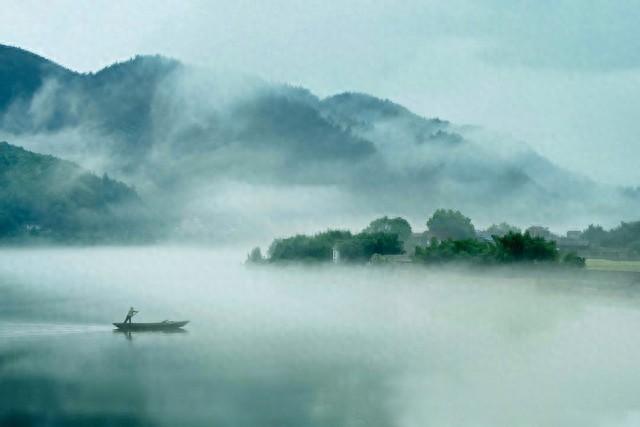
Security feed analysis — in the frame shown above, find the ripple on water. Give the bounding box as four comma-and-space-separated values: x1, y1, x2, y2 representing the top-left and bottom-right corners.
0, 322, 112, 339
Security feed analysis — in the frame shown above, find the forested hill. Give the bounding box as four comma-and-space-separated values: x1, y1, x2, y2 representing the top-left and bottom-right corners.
0, 142, 152, 242
0, 44, 639, 237
0, 44, 75, 111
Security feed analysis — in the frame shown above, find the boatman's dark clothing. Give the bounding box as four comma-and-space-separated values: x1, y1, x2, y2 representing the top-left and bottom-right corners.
124, 308, 138, 323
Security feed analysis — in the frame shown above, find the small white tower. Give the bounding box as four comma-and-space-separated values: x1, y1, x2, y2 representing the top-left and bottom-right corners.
332, 246, 340, 263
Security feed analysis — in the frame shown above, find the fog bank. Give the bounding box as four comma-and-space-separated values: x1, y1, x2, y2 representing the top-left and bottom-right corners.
1, 247, 640, 426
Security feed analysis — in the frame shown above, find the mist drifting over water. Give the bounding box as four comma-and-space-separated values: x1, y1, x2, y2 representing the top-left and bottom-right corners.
1, 247, 640, 426
3, 1, 640, 425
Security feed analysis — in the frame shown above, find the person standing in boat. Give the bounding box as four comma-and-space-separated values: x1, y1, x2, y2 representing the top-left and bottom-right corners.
124, 307, 138, 324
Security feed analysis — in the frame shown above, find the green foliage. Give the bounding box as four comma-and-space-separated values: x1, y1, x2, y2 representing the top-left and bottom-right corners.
494, 231, 558, 263
364, 216, 412, 241
338, 232, 405, 262
581, 224, 606, 245
267, 229, 403, 263
525, 226, 555, 240
426, 209, 475, 240
582, 222, 640, 250
415, 238, 495, 264
562, 252, 586, 267
414, 232, 581, 267
268, 230, 352, 262
604, 221, 640, 247
485, 222, 521, 237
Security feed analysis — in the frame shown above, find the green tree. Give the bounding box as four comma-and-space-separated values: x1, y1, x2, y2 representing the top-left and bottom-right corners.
606, 221, 640, 247
266, 229, 403, 263
246, 247, 264, 264
485, 222, 521, 237
338, 231, 404, 262
525, 226, 555, 240
581, 224, 607, 245
494, 231, 558, 263
426, 209, 476, 240
562, 252, 586, 267
414, 232, 579, 267
414, 238, 494, 264
268, 230, 352, 262
364, 216, 412, 241
581, 222, 640, 249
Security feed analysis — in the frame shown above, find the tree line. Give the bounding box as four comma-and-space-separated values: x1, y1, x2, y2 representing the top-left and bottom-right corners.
248, 209, 588, 267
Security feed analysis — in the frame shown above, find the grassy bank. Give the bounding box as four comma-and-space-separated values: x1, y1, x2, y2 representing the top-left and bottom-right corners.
586, 258, 640, 272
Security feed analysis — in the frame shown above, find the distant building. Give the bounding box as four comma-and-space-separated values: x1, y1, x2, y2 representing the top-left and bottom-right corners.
403, 232, 432, 252
566, 230, 582, 240
332, 246, 340, 263
526, 226, 554, 240
557, 237, 590, 254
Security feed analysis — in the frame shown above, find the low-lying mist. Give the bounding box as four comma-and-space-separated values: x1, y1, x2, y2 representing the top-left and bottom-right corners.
2, 246, 640, 426
3, 48, 640, 243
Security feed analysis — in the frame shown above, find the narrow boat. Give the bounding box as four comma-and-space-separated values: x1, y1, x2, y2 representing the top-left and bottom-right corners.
112, 320, 189, 331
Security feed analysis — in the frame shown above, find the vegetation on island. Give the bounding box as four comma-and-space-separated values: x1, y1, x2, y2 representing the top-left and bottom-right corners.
250, 209, 588, 268
485, 222, 521, 237
363, 216, 412, 241
415, 232, 584, 267
426, 209, 476, 240
264, 229, 404, 264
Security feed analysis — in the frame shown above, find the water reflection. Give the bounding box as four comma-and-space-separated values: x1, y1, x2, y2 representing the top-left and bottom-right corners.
2, 247, 640, 426
113, 329, 189, 341
0, 328, 395, 426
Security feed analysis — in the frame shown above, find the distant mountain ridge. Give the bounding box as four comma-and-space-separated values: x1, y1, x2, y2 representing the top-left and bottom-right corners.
0, 44, 75, 111
0, 44, 637, 239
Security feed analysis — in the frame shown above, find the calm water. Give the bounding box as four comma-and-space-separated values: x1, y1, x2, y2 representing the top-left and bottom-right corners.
2, 247, 640, 427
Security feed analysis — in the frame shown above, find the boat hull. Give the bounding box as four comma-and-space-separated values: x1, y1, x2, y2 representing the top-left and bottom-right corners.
113, 321, 189, 331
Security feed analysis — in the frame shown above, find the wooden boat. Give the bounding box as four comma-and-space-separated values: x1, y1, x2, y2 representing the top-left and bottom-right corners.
112, 320, 189, 331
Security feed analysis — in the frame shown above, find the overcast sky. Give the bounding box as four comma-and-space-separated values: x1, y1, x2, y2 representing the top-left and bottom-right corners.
2, 0, 639, 185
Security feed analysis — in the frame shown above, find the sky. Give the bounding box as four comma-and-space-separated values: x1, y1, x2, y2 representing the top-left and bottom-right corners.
2, 0, 639, 186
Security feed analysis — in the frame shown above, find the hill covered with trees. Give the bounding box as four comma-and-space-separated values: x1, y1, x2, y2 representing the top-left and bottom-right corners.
0, 142, 152, 243
1, 44, 639, 242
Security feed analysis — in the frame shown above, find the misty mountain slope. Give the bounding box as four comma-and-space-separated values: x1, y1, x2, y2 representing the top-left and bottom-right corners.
319, 92, 618, 205
321, 92, 451, 143
0, 45, 76, 112
0, 50, 180, 173
230, 92, 375, 161
0, 44, 638, 237
319, 93, 561, 202
0, 45, 178, 129
78, 56, 180, 143
0, 141, 152, 242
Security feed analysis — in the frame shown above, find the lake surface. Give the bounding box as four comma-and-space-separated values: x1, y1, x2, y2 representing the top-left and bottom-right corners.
2, 247, 640, 426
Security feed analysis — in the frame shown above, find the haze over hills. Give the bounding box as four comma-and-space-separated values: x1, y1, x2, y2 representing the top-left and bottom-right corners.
0, 44, 637, 241
0, 141, 151, 242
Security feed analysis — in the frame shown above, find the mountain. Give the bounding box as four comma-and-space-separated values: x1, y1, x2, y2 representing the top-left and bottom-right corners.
0, 141, 152, 242
0, 45, 75, 112
0, 44, 637, 239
